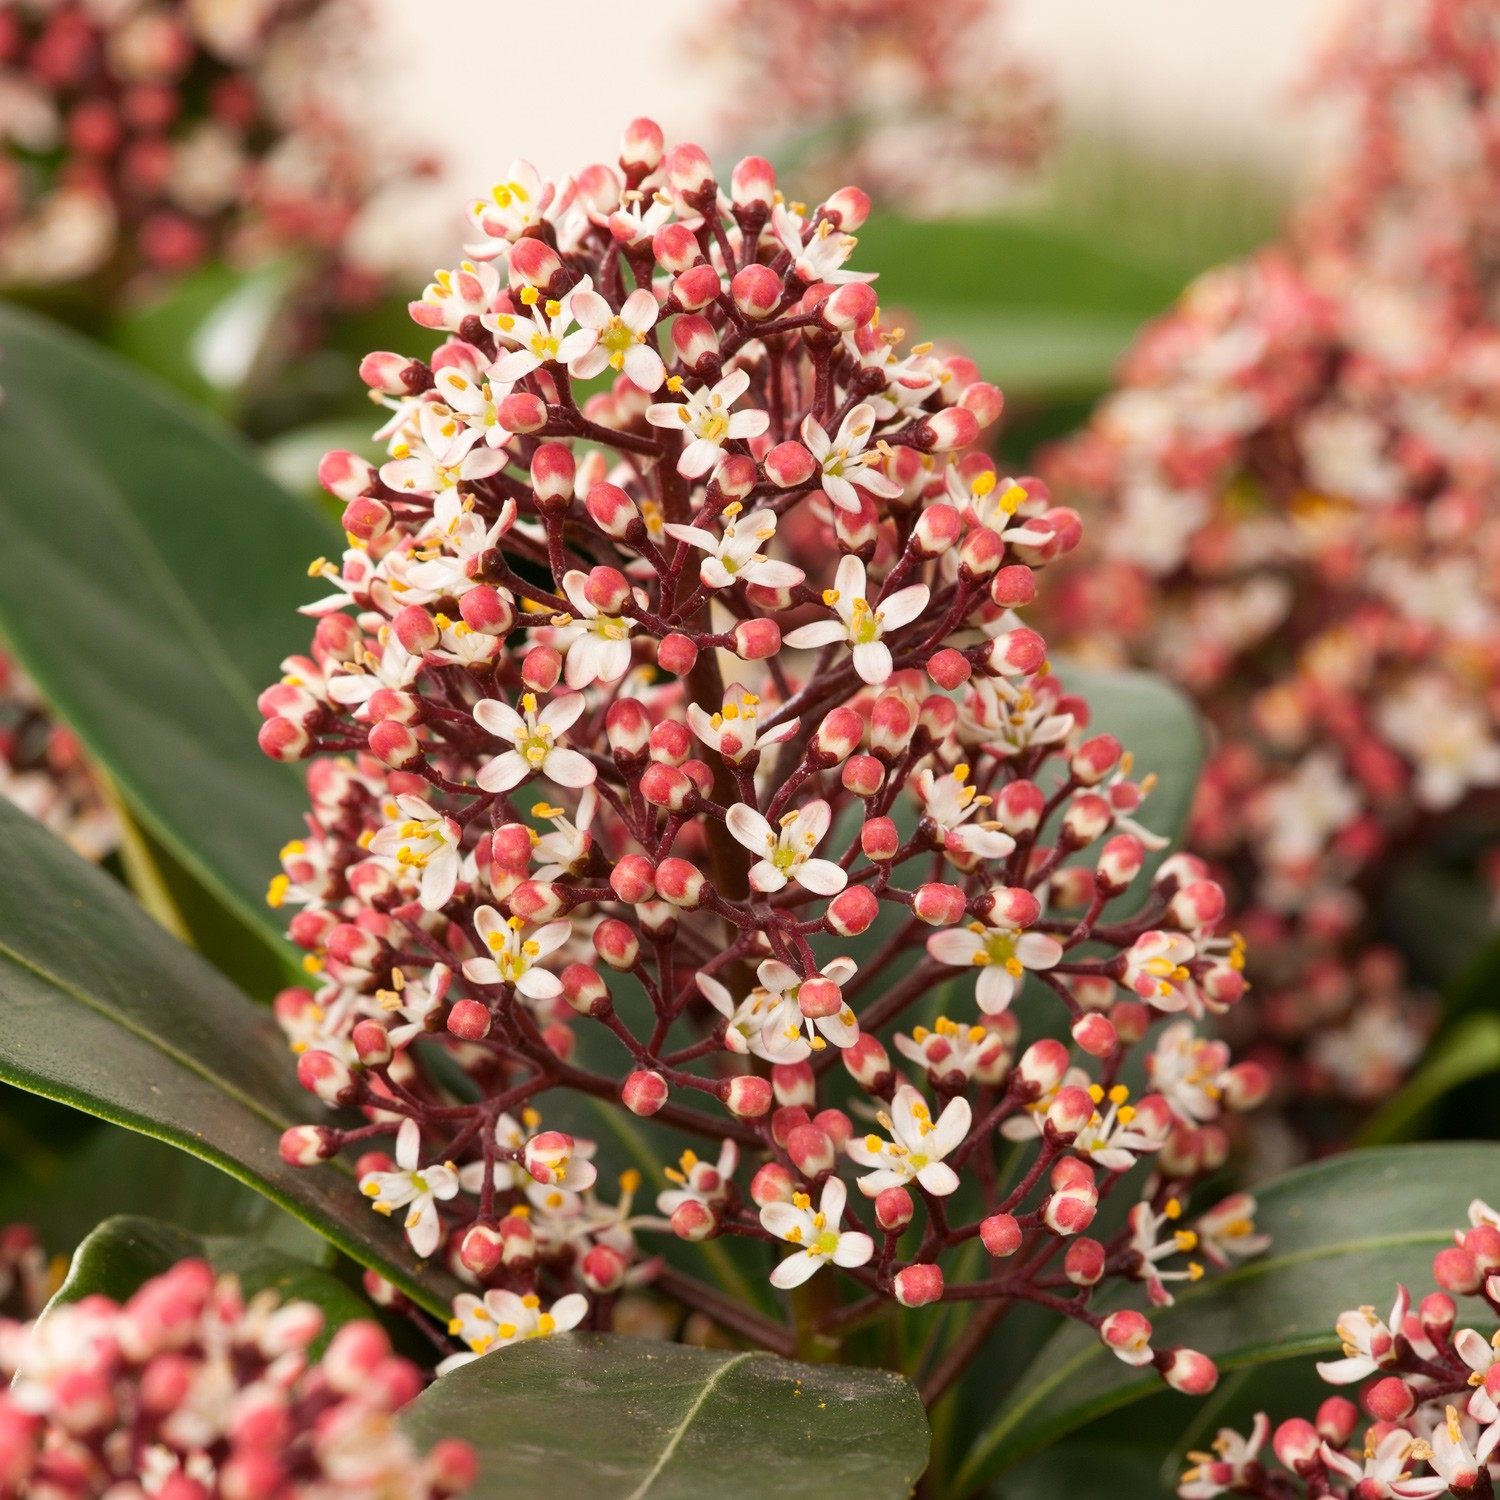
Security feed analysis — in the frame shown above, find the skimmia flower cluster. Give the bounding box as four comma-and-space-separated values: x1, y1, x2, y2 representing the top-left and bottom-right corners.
257, 121, 1268, 1393
1040, 0, 1500, 1154
0, 1259, 475, 1498
690, 0, 1053, 215
0, 0, 404, 300
1178, 1198, 1500, 1500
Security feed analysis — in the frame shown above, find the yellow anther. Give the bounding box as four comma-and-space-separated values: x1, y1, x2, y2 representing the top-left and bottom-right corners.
266, 874, 290, 908
792, 1192, 811, 1210
1107, 1084, 1130, 1105
1164, 1198, 1182, 1220
620, 1168, 641, 1193
1087, 1084, 1106, 1104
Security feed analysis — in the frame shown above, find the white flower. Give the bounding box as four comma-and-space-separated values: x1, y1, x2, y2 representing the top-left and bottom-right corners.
801, 403, 902, 513
846, 1085, 970, 1197
656, 1141, 738, 1216
532, 787, 597, 880
725, 798, 848, 895
771, 203, 872, 285
1193, 1194, 1271, 1270
1391, 1405, 1487, 1499
1320, 1427, 1424, 1500
379, 964, 453, 1049
926, 919, 1062, 1016
474, 690, 596, 794
325, 637, 421, 714
1120, 931, 1199, 1010
399, 500, 518, 597
551, 570, 635, 688
432, 362, 514, 447
697, 957, 860, 1060
1126, 1198, 1204, 1306
367, 795, 463, 911
1146, 1021, 1230, 1124
568, 285, 665, 391
1316, 1285, 1407, 1384
409, 260, 503, 332
664, 504, 806, 591
687, 687, 799, 765
894, 1016, 1011, 1085
379, 401, 507, 533
487, 282, 599, 383
645, 368, 770, 479
759, 1177, 874, 1289
461, 908, 572, 1000
913, 764, 1018, 864
1248, 752, 1361, 872
359, 1119, 459, 1259
782, 553, 929, 686
1072, 1085, 1170, 1172
958, 675, 1075, 759
945, 468, 1055, 548
1178, 1415, 1270, 1500
438, 1289, 589, 1375
465, 161, 558, 249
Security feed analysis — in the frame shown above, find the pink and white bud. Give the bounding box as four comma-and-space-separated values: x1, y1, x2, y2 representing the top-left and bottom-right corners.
1017, 1038, 1070, 1093
610, 855, 657, 904
296, 1050, 357, 1106
1065, 1237, 1106, 1286
279, 1125, 340, 1166
843, 1033, 893, 1092
1159, 1348, 1218, 1395
917, 407, 980, 452
1098, 1309, 1153, 1364
786, 1124, 836, 1179
1365, 1377, 1415, 1422
498, 391, 548, 432
827, 885, 880, 936
594, 919, 640, 970
258, 717, 310, 763
1070, 735, 1122, 786
980, 1213, 1023, 1258
318, 449, 376, 502
658, 633, 698, 676
763, 440, 817, 488
446, 1000, 491, 1042
982, 628, 1047, 677
1272, 1419, 1322, 1471
1071, 1014, 1118, 1058
913, 503, 963, 556
723, 1074, 773, 1118
1315, 1397, 1358, 1447
665, 142, 715, 197
620, 117, 664, 173
751, 1162, 796, 1207
561, 963, 610, 1016
1046, 1085, 1095, 1138
655, 857, 706, 909
990, 565, 1036, 608
731, 264, 784, 320
1043, 1183, 1099, 1236
731, 618, 781, 660
771, 1061, 816, 1107
927, 648, 972, 690
530, 443, 576, 507
894, 1264, 944, 1308
913, 883, 967, 926
875, 1187, 914, 1232
581, 1243, 629, 1293
820, 281, 878, 331
458, 1223, 504, 1278
622, 1069, 668, 1116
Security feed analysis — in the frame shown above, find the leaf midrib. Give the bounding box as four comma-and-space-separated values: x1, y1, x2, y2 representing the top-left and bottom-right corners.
623, 1351, 760, 1500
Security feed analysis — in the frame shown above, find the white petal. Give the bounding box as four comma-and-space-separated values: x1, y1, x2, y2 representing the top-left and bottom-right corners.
770, 1252, 822, 1289
852, 640, 893, 685
831, 1232, 874, 1268
542, 746, 597, 788
877, 583, 930, 630
782, 621, 847, 650
476, 751, 528, 793
726, 803, 775, 853
795, 859, 848, 895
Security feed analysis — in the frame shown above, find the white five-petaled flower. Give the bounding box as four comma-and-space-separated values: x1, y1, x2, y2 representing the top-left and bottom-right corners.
1178, 1415, 1270, 1500
462, 908, 571, 1001
782, 554, 929, 686
409, 260, 503, 332
378, 964, 453, 1049
474, 690, 596, 794
946, 467, 1055, 549
551, 569, 636, 688
644, 368, 770, 478
367, 794, 463, 911
1071, 1084, 1171, 1172
1390, 1406, 1487, 1499
687, 687, 799, 765
568, 285, 666, 391
1192, 1193, 1271, 1270
432, 363, 514, 448
437, 1289, 589, 1375
698, 956, 860, 1060
771, 203, 872, 285
1125, 1197, 1204, 1307
846, 1085, 970, 1197
926, 917, 1063, 1015
760, 1176, 874, 1289
664, 503, 806, 591
913, 764, 1018, 864
801, 403, 902, 513
1316, 1285, 1408, 1384
533, 787, 597, 880
359, 1118, 460, 1260
379, 401, 506, 533
1120, 931, 1199, 1009
487, 281, 599, 383
656, 1141, 738, 1217
399, 500, 518, 597
725, 798, 847, 895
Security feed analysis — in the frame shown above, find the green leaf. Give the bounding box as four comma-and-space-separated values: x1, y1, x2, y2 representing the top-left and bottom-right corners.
0, 794, 461, 1316
1355, 1013, 1500, 1147
400, 1334, 930, 1500
953, 1143, 1495, 1495
0, 298, 339, 958
49, 1214, 368, 1355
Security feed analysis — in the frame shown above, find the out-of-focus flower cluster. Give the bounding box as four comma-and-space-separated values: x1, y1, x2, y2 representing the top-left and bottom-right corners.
0, 0, 410, 302
0, 650, 116, 861
1177, 1197, 1500, 1500
256, 119, 1269, 1393
0, 1257, 476, 1498
690, 0, 1053, 215
1039, 0, 1500, 1154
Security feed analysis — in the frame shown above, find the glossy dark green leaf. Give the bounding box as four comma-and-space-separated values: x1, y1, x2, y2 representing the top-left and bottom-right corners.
954, 1144, 1496, 1495
49, 1215, 367, 1355
0, 298, 338, 956
401, 1334, 929, 1500
0, 795, 460, 1316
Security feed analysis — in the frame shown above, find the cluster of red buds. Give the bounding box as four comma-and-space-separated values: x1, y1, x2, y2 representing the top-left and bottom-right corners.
1177, 1197, 1500, 1500
0, 649, 117, 862
0, 1225, 54, 1322
1038, 0, 1500, 1154
0, 0, 411, 302
689, 0, 1053, 215
0, 1258, 475, 1499
257, 120, 1268, 1394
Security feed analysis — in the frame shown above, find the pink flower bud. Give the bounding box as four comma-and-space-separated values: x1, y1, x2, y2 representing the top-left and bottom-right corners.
1071, 735, 1122, 786
521, 645, 564, 692
640, 762, 695, 810
342, 495, 391, 541
1365, 1377, 1415, 1422
621, 116, 664, 172
1169, 880, 1227, 931
510, 881, 565, 922
729, 154, 776, 208
992, 779, 1044, 834
319, 448, 376, 502
655, 857, 706, 909
672, 263, 722, 312
447, 999, 491, 1042
1436, 1248, 1483, 1295
498, 391, 548, 432
917, 407, 980, 452
978, 885, 1041, 927
958, 525, 1004, 580
873, 1186, 914, 1232
869, 689, 918, 758
770, 1062, 815, 1107
583, 565, 631, 614
459, 1223, 504, 1278
810, 706, 864, 765
731, 264, 784, 319
842, 1034, 892, 1092
1061, 794, 1112, 846
670, 315, 719, 374
1315, 1397, 1358, 1446
586, 481, 640, 538
798, 977, 844, 1020
723, 1074, 773, 1118
279, 1125, 339, 1166
927, 648, 972, 690
530, 443, 576, 507
498, 1214, 537, 1267
731, 618, 781, 660
1159, 1347, 1218, 1395
524, 1131, 582, 1187
1065, 1237, 1106, 1286
1043, 1183, 1098, 1236
665, 142, 715, 196
820, 281, 878, 330
1096, 835, 1145, 893
296, 1050, 357, 1105
455, 586, 512, 637
982, 627, 1047, 677
827, 885, 880, 936
605, 698, 652, 758
1018, 1038, 1070, 1093
823, 186, 871, 229
894, 1264, 944, 1307
1071, 1014, 1117, 1058
842, 754, 885, 798
914, 883, 967, 925
509, 236, 565, 293
1046, 1086, 1095, 1137
763, 440, 817, 488
1419, 1291, 1457, 1341
658, 633, 698, 675
391, 604, 439, 655
610, 855, 657, 904
990, 565, 1036, 608
581, 1243, 628, 1292
1098, 1309, 1152, 1359
258, 717, 310, 762
561, 962, 609, 1016
980, 1213, 1023, 1258
751, 1162, 796, 1206
913, 503, 962, 555
1220, 1062, 1271, 1111
1272, 1418, 1321, 1471
594, 919, 640, 970
352, 1019, 393, 1066
960, 381, 1005, 427
622, 1069, 668, 1116
786, 1124, 836, 1178
652, 221, 700, 273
